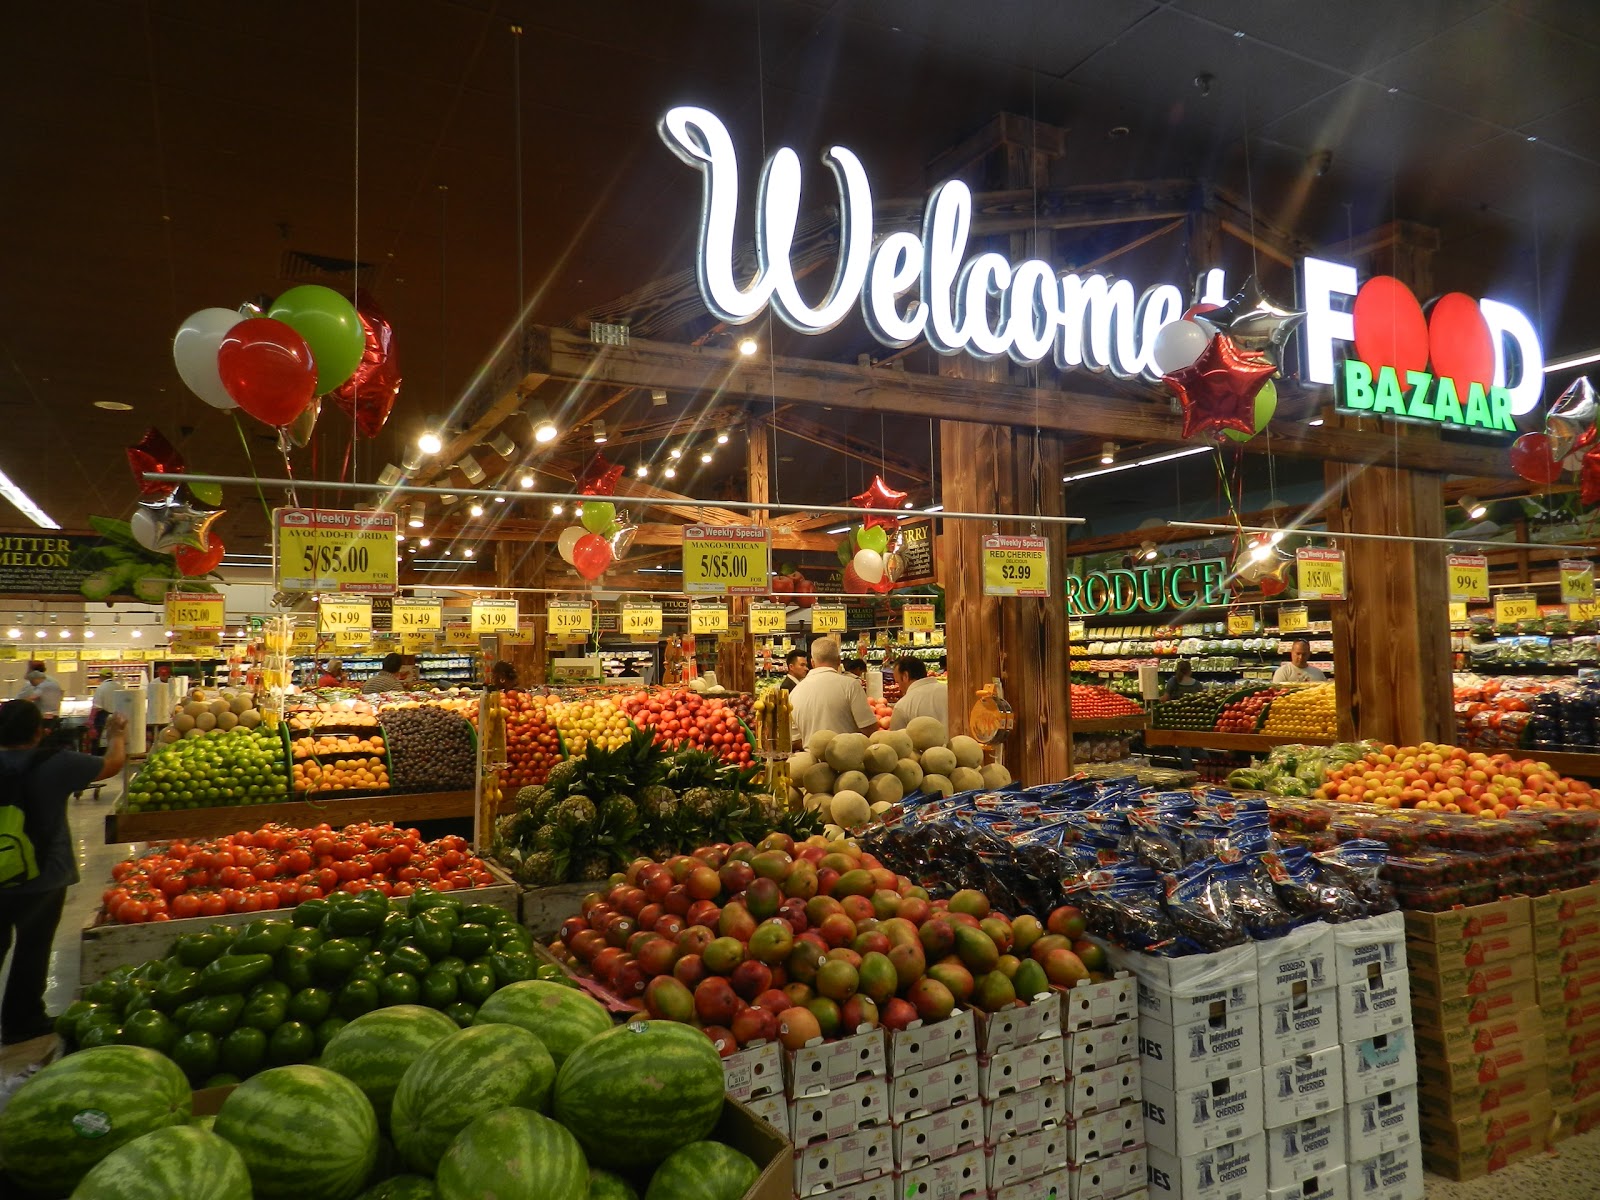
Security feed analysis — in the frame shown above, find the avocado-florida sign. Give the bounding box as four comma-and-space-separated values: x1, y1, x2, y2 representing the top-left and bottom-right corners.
1066, 558, 1229, 617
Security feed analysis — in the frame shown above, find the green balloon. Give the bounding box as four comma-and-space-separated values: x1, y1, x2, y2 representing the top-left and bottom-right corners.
581, 501, 616, 535
267, 285, 365, 394
836, 539, 853, 568
1224, 379, 1278, 443
188, 482, 224, 508
857, 525, 888, 554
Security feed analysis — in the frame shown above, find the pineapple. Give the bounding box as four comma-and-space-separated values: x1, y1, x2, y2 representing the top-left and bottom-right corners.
556, 796, 597, 831
577, 853, 611, 881
515, 851, 559, 887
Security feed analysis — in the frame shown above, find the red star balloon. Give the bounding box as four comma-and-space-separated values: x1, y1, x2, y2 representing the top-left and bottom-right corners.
1509, 432, 1565, 485
576, 453, 625, 496
327, 294, 402, 440
127, 427, 186, 498
851, 475, 908, 530
1164, 335, 1277, 441
1581, 445, 1600, 509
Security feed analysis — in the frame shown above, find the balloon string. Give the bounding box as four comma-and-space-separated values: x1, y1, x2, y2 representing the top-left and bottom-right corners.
340, 437, 353, 485
232, 414, 275, 524
280, 446, 300, 510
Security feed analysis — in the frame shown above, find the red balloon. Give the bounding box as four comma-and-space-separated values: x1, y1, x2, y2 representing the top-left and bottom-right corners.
1510, 432, 1565, 484
1427, 292, 1495, 392
216, 317, 317, 427
327, 296, 401, 439
175, 533, 225, 576
851, 475, 909, 531
571, 532, 613, 581
841, 563, 870, 594
1353, 276, 1430, 380
1582, 446, 1600, 509
793, 577, 816, 608
127, 427, 186, 498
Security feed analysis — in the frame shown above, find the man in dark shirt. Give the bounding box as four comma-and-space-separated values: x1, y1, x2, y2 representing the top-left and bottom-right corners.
779, 649, 808, 692
0, 698, 125, 1043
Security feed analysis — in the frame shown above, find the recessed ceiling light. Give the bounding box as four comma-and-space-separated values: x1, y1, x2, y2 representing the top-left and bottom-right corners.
4, 628, 17, 639
131, 629, 142, 638
84, 629, 94, 638
94, 400, 134, 412
35, 629, 45, 638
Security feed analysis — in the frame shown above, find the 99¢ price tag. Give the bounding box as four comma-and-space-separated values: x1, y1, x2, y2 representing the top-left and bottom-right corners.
690, 604, 728, 635
981, 534, 1049, 597
471, 599, 519, 634
166, 591, 225, 632
681, 526, 771, 595
1561, 559, 1595, 604
620, 604, 663, 637
274, 508, 398, 594
748, 604, 787, 635
392, 598, 441, 631
319, 597, 372, 634
501, 623, 536, 646
1446, 553, 1489, 601
547, 601, 593, 636
902, 603, 935, 632
1294, 547, 1346, 600
811, 605, 846, 633
444, 624, 476, 647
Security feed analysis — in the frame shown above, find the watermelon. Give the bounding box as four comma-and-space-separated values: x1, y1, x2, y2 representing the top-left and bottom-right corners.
390, 1024, 557, 1175
472, 980, 613, 1067
321, 1005, 458, 1128
70, 1124, 251, 1200
0, 1045, 191, 1194
590, 1167, 642, 1200
553, 1019, 725, 1169
434, 1108, 586, 1200
354, 1178, 437, 1199
212, 1065, 379, 1200
645, 1141, 759, 1200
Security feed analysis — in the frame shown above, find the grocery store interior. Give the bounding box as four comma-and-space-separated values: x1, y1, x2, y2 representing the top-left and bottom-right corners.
5, 3, 1600, 1198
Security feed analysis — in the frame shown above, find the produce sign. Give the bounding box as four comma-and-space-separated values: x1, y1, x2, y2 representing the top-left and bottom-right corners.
391, 597, 441, 631
1562, 560, 1595, 604
165, 591, 225, 632
748, 602, 786, 634
810, 604, 846, 633
682, 524, 770, 595
273, 507, 398, 594
444, 623, 476, 646
1447, 553, 1490, 602
982, 533, 1049, 598
902, 602, 935, 632
319, 597, 372, 635
0, 521, 222, 604
547, 600, 593, 637
470, 598, 518, 634
1295, 547, 1346, 600
1494, 593, 1539, 624
622, 602, 665, 636
1066, 557, 1227, 616
894, 517, 937, 587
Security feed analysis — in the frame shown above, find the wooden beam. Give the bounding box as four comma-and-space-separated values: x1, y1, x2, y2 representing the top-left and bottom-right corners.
432, 520, 838, 552
522, 326, 1520, 479
776, 415, 932, 484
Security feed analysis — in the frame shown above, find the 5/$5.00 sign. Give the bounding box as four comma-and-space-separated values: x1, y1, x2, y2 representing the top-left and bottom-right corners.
682, 525, 770, 595
274, 508, 398, 594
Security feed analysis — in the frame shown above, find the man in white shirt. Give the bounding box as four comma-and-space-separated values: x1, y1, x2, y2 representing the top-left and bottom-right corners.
14, 663, 64, 729
890, 656, 948, 731
790, 638, 877, 748
90, 672, 122, 745
1271, 639, 1326, 684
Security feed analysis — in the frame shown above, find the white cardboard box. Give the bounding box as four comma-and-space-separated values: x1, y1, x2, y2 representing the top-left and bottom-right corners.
790, 1076, 890, 1147
1335, 966, 1412, 1044
1261, 986, 1339, 1065
1107, 943, 1259, 1025
1064, 970, 1140, 1030
992, 1164, 1072, 1200
1065, 1099, 1144, 1162
1266, 1108, 1347, 1189
1262, 1047, 1345, 1127
1345, 1085, 1419, 1161
1137, 1005, 1262, 1090
892, 1096, 983, 1168
985, 1082, 1066, 1141
798, 1178, 897, 1200
898, 1145, 986, 1198
1070, 1144, 1146, 1200
980, 1037, 1068, 1098
1140, 1069, 1264, 1158
794, 1122, 894, 1195
1145, 1132, 1266, 1200
989, 1126, 1071, 1190
1332, 912, 1406, 986
744, 1090, 789, 1139
787, 1027, 888, 1098
889, 1055, 980, 1121
1258, 922, 1337, 1004
1066, 1057, 1142, 1118
1067, 1017, 1140, 1074
723, 1039, 784, 1100
1340, 1030, 1417, 1104
973, 990, 1063, 1054
1348, 1144, 1424, 1200
886, 1007, 977, 1075
1267, 1163, 1349, 1200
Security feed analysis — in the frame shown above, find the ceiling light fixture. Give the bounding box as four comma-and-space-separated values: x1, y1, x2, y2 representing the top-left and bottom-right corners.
34, 629, 44, 638
407, 502, 426, 529
493, 496, 506, 504
1307, 418, 1325, 427
377, 463, 404, 487
4, 628, 16, 639
1063, 444, 1212, 484
455, 457, 486, 485
651, 388, 668, 406
417, 425, 444, 456
58, 628, 70, 638
419, 537, 432, 548
526, 402, 558, 444
1100, 442, 1117, 466
716, 431, 729, 445
592, 420, 608, 443
1139, 540, 1158, 561
551, 503, 564, 516
131, 629, 142, 639
0, 466, 60, 529
669, 446, 683, 460
469, 501, 485, 518
484, 431, 517, 458
635, 463, 649, 478
663, 466, 677, 480
519, 471, 535, 489
84, 629, 94, 638
463, 548, 475, 558
94, 400, 134, 412
737, 336, 759, 356
401, 445, 425, 471
1460, 495, 1488, 521
699, 450, 713, 464
396, 533, 406, 543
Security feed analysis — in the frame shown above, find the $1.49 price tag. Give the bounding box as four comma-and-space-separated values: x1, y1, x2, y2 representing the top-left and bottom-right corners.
547, 600, 593, 637
1446, 553, 1489, 602
165, 591, 225, 632
620, 604, 663, 637
273, 508, 398, 594
391, 598, 441, 631
681, 525, 771, 595
748, 604, 786, 635
811, 605, 846, 633
981, 534, 1049, 598
902, 603, 935, 632
471, 599, 519, 634
690, 604, 729, 635
319, 597, 372, 634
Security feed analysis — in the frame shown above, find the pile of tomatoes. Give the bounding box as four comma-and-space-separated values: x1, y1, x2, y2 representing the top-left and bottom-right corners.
100, 821, 496, 924
1068, 683, 1144, 720
620, 688, 754, 764
494, 691, 564, 791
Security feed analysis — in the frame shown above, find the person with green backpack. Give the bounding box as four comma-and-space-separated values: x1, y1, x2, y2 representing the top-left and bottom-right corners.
0, 698, 125, 1044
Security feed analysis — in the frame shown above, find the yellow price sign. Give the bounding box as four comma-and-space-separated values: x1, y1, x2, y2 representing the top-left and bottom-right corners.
681, 525, 771, 595
1494, 593, 1539, 624
0, 647, 18, 661
1571, 600, 1599, 623
166, 591, 225, 632
471, 599, 518, 634
690, 604, 729, 635
981, 534, 1049, 597
291, 626, 317, 649
1227, 612, 1257, 635
621, 604, 664, 636
400, 630, 436, 651
319, 597, 372, 634
811, 605, 846, 633
547, 600, 593, 636
748, 604, 787, 635
1279, 606, 1309, 634
392, 598, 441, 631
1294, 548, 1346, 600
335, 628, 371, 648
1447, 601, 1468, 624
1446, 553, 1489, 602
1561, 560, 1595, 604
273, 507, 398, 594
1067, 619, 1086, 641
501, 622, 536, 646
444, 624, 476, 647
902, 603, 936, 632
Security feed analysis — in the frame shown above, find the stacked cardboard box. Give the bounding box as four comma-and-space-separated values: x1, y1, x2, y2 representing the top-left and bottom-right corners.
1403, 898, 1537, 1181
786, 1024, 898, 1198
1532, 882, 1600, 1139
1056, 975, 1146, 1200
885, 1006, 985, 1198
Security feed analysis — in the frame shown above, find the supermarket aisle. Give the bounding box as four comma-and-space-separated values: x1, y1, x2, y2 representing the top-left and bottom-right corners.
1424, 1134, 1600, 1198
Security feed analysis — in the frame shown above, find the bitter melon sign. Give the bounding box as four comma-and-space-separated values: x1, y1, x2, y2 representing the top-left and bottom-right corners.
0, 520, 221, 604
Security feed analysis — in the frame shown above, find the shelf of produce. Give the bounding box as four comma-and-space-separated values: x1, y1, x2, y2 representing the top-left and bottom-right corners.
104, 788, 482, 844
1518, 750, 1600, 781
1071, 716, 1148, 733
1144, 728, 1335, 751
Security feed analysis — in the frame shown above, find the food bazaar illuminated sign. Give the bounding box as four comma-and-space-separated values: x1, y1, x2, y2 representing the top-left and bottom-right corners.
661, 107, 1544, 408
1066, 558, 1228, 616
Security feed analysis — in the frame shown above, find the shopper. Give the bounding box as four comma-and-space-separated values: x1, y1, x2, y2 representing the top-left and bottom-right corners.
360, 653, 407, 694
13, 663, 63, 733
90, 672, 122, 746
790, 638, 877, 748
0, 699, 125, 1044
317, 659, 347, 689
889, 657, 948, 731
1272, 639, 1326, 684
1163, 660, 1203, 700
779, 649, 808, 692
844, 658, 868, 683
397, 656, 421, 688
490, 661, 518, 690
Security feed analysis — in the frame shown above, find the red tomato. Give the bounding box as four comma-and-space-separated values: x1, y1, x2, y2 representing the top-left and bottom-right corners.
115, 899, 149, 923
170, 893, 202, 919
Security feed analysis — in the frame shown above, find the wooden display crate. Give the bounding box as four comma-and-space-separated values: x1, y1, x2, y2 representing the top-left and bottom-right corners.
1143, 728, 1334, 751
519, 880, 593, 939
104, 789, 480, 844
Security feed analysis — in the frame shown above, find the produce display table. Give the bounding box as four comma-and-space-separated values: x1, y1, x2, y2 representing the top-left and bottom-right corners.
1143, 728, 1335, 751
104, 788, 482, 843
519, 881, 594, 939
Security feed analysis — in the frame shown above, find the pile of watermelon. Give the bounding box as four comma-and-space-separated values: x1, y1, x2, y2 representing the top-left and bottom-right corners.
0, 996, 764, 1199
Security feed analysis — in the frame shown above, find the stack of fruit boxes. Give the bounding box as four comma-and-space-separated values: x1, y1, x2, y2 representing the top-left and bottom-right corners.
1058, 975, 1146, 1200
782, 1025, 896, 1198
1405, 898, 1543, 1180
1531, 884, 1600, 1140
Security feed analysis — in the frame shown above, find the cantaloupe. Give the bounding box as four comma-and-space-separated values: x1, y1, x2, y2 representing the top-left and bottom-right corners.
980, 763, 1012, 789
864, 743, 898, 776
921, 745, 957, 777
216, 711, 239, 731
173, 714, 196, 733
950, 766, 985, 793
894, 758, 924, 793
230, 694, 252, 715
834, 770, 869, 798
805, 730, 837, 759
868, 729, 898, 748
788, 786, 805, 809
950, 736, 983, 770
194, 712, 217, 732
866, 773, 903, 807
884, 730, 915, 761
788, 751, 817, 778
160, 726, 179, 743
208, 699, 230, 718
239, 710, 262, 729
830, 790, 870, 830
870, 800, 894, 817
922, 774, 954, 798
184, 701, 208, 720
801, 762, 837, 796
824, 732, 870, 773
907, 716, 948, 752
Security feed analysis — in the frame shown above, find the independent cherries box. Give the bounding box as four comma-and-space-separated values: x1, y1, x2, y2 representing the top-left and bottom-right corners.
1136, 1004, 1261, 1091
1266, 1108, 1347, 1189
1257, 921, 1336, 1005
1145, 1132, 1265, 1200
1332, 912, 1406, 986
1106, 943, 1258, 1025
1262, 987, 1339, 1064
1140, 1069, 1263, 1158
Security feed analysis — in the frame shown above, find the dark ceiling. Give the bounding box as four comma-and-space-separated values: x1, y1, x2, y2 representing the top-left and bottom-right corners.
2, 0, 1597, 554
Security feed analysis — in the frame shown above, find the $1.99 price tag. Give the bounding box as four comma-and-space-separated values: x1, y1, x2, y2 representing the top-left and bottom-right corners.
681, 526, 771, 595
547, 600, 593, 637
319, 597, 372, 634
165, 591, 225, 632
471, 599, 518, 634
902, 603, 935, 632
690, 604, 728, 635
748, 604, 786, 635
1446, 553, 1489, 602
981, 534, 1049, 597
811, 605, 846, 633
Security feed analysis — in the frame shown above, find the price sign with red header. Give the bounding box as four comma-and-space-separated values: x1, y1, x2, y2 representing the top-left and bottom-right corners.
1294, 548, 1346, 600
981, 534, 1049, 598
1561, 560, 1595, 605
682, 525, 770, 595
1446, 554, 1490, 602
165, 591, 225, 632
273, 508, 398, 594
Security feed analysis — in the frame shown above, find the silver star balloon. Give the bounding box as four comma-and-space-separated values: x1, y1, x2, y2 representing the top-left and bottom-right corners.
608, 511, 638, 562
1193, 277, 1306, 366
133, 493, 224, 553
1545, 376, 1598, 461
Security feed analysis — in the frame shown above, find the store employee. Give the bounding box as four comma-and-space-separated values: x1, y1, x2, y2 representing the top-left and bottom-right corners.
890, 656, 947, 731
790, 638, 877, 748
1272, 639, 1326, 684
779, 649, 808, 692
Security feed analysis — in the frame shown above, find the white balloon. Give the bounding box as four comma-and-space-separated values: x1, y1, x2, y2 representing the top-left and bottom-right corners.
557, 525, 586, 564
1151, 319, 1211, 375
173, 308, 245, 410
130, 507, 162, 551
853, 547, 885, 584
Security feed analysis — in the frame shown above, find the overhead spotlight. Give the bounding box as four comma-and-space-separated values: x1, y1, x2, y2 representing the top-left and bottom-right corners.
377, 464, 404, 487
84, 628, 95, 639
668, 446, 683, 460
1100, 442, 1117, 465
469, 501, 485, 518
443, 548, 452, 556
484, 431, 517, 458
663, 466, 677, 480
526, 402, 558, 444
1307, 418, 1326, 427
417, 421, 444, 456
131, 629, 142, 639
519, 471, 535, 489
455, 457, 486, 485
737, 337, 759, 356
651, 389, 668, 406
493, 496, 506, 504
635, 463, 649, 478
58, 628, 70, 638
407, 502, 425, 529
419, 537, 432, 548
1460, 495, 1488, 520
699, 450, 713, 464
902, 501, 914, 509
716, 431, 730, 445
551, 503, 564, 516
575, 504, 585, 518
463, 548, 475, 559
401, 445, 425, 471
34, 629, 45, 638
397, 533, 407, 543
592, 420, 608, 444
1139, 540, 1159, 561
165, 630, 174, 638
4, 628, 17, 639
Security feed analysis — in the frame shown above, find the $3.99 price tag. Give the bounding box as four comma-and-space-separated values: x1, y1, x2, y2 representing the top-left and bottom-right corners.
981, 534, 1049, 597
273, 508, 398, 594
1494, 593, 1539, 623
1561, 559, 1595, 604
620, 604, 663, 637
690, 604, 728, 635
1279, 606, 1309, 634
471, 599, 519, 634
811, 605, 846, 633
1446, 553, 1489, 602
547, 600, 593, 636
681, 525, 771, 595
318, 597, 372, 634
165, 591, 225, 632
1571, 600, 1599, 623
902, 603, 935, 632
748, 604, 786, 635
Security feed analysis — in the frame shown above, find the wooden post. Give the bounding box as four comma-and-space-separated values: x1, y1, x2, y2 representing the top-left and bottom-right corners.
494, 540, 547, 686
